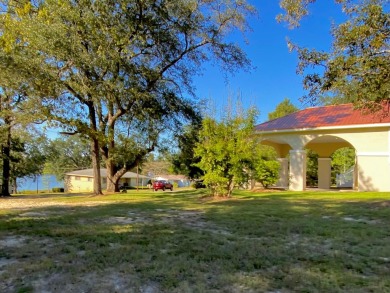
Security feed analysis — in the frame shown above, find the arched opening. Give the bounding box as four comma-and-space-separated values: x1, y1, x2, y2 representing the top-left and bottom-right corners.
260, 138, 293, 189
306, 149, 319, 188
331, 147, 356, 188
305, 135, 356, 190
260, 139, 292, 158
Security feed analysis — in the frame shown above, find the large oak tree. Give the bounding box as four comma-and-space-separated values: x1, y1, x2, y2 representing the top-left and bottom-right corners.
1, 0, 255, 194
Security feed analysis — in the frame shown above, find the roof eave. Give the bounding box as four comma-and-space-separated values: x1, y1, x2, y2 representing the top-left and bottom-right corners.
255, 122, 390, 134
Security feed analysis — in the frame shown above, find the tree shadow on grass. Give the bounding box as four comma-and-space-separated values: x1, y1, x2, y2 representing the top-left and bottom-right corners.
0, 192, 390, 292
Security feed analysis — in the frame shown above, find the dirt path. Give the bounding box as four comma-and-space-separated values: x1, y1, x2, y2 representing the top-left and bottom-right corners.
0, 195, 111, 210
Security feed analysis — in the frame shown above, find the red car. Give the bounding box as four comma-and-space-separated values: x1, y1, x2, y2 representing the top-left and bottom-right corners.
153, 180, 173, 191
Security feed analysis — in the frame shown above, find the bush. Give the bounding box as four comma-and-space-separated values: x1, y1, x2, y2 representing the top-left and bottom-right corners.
52, 187, 65, 193
255, 160, 280, 188
191, 180, 206, 189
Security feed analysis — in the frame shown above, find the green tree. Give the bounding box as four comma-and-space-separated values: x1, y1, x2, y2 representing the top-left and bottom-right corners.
0, 90, 14, 196
44, 135, 92, 181
0, 127, 47, 194
278, 0, 317, 29
0, 86, 43, 196
171, 122, 204, 179
306, 149, 319, 187
1, 0, 255, 194
331, 147, 355, 184
142, 160, 172, 178
281, 0, 389, 111
268, 98, 299, 120
195, 107, 279, 197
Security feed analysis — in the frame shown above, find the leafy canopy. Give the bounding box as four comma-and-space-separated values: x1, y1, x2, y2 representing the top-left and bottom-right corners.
268, 98, 299, 120
170, 123, 204, 179
43, 135, 92, 181
281, 0, 390, 112
0, 0, 255, 193
195, 106, 279, 196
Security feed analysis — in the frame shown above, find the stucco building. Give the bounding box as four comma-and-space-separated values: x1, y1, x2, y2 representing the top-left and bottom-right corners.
65, 168, 151, 193
255, 104, 390, 192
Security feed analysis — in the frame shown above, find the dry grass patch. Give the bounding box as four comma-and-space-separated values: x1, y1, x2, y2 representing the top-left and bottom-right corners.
0, 190, 390, 292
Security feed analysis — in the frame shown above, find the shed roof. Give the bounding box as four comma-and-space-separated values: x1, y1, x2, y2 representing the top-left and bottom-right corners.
255, 103, 390, 132
155, 175, 189, 181
66, 168, 150, 179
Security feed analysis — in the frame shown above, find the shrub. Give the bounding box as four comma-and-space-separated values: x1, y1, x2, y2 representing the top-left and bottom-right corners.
52, 187, 65, 193
191, 181, 206, 189
255, 160, 280, 188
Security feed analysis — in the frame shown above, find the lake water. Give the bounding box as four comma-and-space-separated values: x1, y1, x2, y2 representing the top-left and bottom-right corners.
17, 175, 64, 192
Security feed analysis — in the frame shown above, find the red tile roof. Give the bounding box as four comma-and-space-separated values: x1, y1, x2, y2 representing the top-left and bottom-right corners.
255, 104, 390, 132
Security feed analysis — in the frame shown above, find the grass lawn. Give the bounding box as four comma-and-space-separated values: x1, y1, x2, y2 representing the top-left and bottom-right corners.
1, 189, 390, 292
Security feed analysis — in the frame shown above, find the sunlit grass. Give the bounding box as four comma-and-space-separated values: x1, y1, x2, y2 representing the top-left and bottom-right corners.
1, 189, 389, 292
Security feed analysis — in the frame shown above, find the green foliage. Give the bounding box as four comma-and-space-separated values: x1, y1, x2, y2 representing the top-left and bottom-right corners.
51, 187, 64, 193
305, 148, 355, 186
0, 0, 255, 194
44, 135, 92, 180
277, 0, 316, 28
191, 180, 206, 189
306, 149, 319, 187
331, 147, 355, 183
195, 109, 255, 196
286, 0, 390, 111
254, 147, 280, 188
0, 87, 44, 195
171, 123, 204, 179
1, 191, 390, 292
1, 128, 47, 191
195, 106, 279, 196
267, 98, 299, 120
332, 147, 355, 172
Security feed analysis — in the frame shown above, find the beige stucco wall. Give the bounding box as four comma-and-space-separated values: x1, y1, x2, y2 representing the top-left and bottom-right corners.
306, 142, 351, 157
318, 158, 331, 189
259, 126, 390, 192
261, 127, 389, 153
357, 155, 390, 191
275, 158, 289, 188
262, 140, 291, 158
64, 175, 149, 193
64, 176, 96, 193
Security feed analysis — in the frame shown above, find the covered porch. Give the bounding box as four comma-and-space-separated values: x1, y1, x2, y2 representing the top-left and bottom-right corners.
255, 104, 390, 192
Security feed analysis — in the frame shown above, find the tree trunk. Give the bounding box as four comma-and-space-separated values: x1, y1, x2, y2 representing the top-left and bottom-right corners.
1, 124, 11, 197
105, 159, 119, 192
103, 108, 119, 193
86, 101, 103, 195
227, 178, 234, 197
13, 178, 17, 194
106, 162, 128, 193
91, 138, 103, 195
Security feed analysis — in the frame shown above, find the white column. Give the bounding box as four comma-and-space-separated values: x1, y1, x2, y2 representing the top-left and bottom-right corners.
289, 150, 306, 191
318, 158, 331, 189
353, 161, 358, 190
276, 158, 289, 188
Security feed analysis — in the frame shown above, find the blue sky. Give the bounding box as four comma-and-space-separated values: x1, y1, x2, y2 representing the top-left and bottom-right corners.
2, 1, 346, 137
193, 1, 346, 123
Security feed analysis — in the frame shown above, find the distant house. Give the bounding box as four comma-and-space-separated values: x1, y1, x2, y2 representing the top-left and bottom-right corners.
154, 175, 191, 187
65, 168, 151, 193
